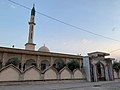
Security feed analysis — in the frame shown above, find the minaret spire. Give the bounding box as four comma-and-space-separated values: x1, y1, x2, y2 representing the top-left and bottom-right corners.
31, 4, 35, 16
25, 5, 36, 50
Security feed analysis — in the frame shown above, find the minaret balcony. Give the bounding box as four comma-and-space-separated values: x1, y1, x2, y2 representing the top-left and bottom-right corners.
29, 22, 36, 25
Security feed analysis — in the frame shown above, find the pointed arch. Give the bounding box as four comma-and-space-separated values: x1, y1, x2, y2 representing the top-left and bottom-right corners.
41, 60, 50, 71
25, 59, 37, 69
95, 61, 106, 81
73, 69, 83, 79
60, 67, 72, 79
0, 65, 21, 81
23, 66, 41, 80
44, 67, 58, 80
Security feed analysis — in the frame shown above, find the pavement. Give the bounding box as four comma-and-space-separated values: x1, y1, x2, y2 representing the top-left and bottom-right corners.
0, 80, 120, 90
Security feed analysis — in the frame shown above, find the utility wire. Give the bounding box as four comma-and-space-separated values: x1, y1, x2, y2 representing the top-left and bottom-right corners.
110, 48, 120, 53
8, 0, 120, 42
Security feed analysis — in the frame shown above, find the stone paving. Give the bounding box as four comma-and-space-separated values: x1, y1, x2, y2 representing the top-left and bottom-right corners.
0, 80, 120, 90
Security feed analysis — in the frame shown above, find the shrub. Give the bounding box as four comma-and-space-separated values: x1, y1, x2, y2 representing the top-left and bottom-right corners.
113, 61, 120, 73
53, 60, 66, 71
67, 60, 80, 71
5, 58, 21, 66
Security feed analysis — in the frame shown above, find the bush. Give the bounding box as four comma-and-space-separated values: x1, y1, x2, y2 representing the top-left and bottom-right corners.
113, 61, 120, 73
53, 60, 66, 71
67, 60, 80, 71
5, 58, 21, 66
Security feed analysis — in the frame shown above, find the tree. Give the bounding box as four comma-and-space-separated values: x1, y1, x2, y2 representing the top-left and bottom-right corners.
53, 60, 66, 72
5, 58, 21, 67
67, 60, 80, 72
112, 61, 120, 78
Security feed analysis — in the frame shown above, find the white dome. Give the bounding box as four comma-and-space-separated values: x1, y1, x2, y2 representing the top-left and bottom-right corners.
38, 45, 50, 52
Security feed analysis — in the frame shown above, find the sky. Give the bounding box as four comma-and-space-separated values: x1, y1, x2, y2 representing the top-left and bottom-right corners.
0, 0, 120, 60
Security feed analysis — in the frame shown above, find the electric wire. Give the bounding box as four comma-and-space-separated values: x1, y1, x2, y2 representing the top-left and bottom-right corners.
110, 48, 120, 53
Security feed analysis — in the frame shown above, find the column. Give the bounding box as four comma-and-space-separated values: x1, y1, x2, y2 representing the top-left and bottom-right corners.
50, 57, 54, 66
21, 55, 26, 71
101, 64, 105, 80
2, 53, 8, 67
37, 56, 40, 68
109, 62, 114, 80
105, 65, 109, 81
93, 64, 97, 82
83, 56, 91, 81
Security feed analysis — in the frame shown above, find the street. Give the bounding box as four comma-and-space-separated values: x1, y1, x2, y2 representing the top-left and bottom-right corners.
0, 80, 120, 90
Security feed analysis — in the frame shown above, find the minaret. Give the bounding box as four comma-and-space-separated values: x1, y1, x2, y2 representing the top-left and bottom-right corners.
25, 4, 36, 50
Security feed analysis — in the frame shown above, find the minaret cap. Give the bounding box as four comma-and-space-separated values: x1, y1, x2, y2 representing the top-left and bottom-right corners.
31, 4, 35, 16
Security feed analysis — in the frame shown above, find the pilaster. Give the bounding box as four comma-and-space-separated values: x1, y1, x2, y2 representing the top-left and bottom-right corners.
105, 65, 109, 81
109, 62, 114, 80
50, 57, 54, 66
93, 64, 97, 82
21, 54, 26, 71
2, 53, 8, 67
37, 56, 40, 68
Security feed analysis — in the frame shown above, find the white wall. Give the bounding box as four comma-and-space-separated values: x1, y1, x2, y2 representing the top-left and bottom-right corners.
83, 56, 91, 81
0, 66, 85, 81
44, 68, 57, 79
60, 68, 71, 79
0, 67, 20, 81
24, 67, 40, 80
74, 69, 83, 79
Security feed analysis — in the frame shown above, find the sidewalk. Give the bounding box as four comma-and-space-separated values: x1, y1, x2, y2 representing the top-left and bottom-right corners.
0, 80, 120, 90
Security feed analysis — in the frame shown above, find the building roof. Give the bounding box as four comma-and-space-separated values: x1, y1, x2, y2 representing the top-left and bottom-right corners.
88, 51, 110, 56
0, 47, 82, 59
105, 58, 115, 61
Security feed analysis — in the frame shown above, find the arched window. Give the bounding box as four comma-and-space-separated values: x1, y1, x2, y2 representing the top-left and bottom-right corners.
25, 59, 36, 69
41, 60, 50, 71
5, 58, 21, 67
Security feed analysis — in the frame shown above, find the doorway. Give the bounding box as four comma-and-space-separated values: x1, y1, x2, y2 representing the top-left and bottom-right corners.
96, 62, 106, 81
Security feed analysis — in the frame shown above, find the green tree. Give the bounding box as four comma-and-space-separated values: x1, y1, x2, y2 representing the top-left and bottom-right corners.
53, 60, 66, 72
5, 58, 21, 67
113, 61, 120, 78
67, 60, 80, 72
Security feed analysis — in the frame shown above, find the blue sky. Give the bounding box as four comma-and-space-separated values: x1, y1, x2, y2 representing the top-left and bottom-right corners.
0, 0, 120, 60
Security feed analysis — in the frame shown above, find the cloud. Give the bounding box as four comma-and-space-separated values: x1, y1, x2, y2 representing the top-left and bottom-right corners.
112, 27, 120, 31
10, 5, 15, 9
80, 39, 94, 45
52, 39, 95, 55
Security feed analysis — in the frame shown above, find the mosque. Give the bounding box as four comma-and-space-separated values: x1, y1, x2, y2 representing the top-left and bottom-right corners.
0, 5, 114, 82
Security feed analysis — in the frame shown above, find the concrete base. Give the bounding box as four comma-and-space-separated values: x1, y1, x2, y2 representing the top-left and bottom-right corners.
0, 79, 86, 86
